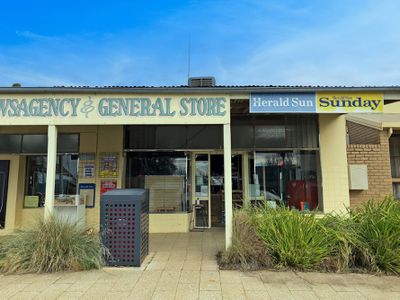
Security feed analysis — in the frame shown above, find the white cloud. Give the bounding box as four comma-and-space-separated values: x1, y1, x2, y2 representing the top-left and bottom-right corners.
224, 0, 400, 86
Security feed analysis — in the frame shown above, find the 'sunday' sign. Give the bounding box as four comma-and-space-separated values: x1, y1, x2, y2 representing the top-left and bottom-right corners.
0, 95, 229, 125
316, 92, 383, 113
250, 92, 383, 113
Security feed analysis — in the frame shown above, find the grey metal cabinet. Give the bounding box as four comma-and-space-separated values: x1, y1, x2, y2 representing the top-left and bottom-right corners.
100, 189, 149, 267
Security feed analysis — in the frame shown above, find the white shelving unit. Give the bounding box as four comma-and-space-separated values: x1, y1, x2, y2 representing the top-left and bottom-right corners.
54, 195, 86, 227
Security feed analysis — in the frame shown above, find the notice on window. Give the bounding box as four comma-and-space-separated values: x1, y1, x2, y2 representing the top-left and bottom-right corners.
201, 185, 208, 196
99, 153, 119, 178
100, 180, 117, 195
83, 163, 95, 178
79, 153, 96, 179
24, 196, 39, 208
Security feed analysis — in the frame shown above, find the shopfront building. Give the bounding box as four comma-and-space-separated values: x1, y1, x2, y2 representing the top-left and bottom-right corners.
0, 82, 398, 248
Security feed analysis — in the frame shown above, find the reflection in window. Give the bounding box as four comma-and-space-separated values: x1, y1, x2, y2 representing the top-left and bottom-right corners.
24, 155, 78, 208
390, 136, 400, 178
126, 152, 188, 213
393, 183, 400, 200
248, 151, 320, 211
195, 154, 209, 198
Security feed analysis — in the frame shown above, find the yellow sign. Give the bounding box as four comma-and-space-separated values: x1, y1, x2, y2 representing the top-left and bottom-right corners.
24, 196, 39, 208
316, 92, 383, 113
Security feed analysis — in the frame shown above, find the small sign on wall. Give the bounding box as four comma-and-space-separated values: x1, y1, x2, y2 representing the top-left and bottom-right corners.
82, 163, 95, 178
79, 153, 96, 179
99, 153, 119, 178
100, 180, 117, 195
348, 164, 369, 190
24, 196, 39, 208
79, 183, 96, 208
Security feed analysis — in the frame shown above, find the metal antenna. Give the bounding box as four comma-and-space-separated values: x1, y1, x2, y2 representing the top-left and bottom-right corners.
187, 35, 191, 80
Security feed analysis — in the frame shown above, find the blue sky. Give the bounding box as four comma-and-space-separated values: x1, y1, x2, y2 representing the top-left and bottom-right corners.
0, 0, 399, 87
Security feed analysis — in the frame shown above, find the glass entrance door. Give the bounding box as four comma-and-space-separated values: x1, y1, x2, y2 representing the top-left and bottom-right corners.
193, 153, 210, 228
0, 160, 10, 229
210, 155, 224, 226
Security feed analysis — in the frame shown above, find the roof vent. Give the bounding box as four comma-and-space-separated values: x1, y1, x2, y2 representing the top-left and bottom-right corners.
12, 83, 21, 87
188, 77, 216, 87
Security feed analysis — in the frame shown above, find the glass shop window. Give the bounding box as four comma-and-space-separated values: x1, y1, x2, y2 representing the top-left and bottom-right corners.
124, 125, 222, 150
125, 152, 189, 213
0, 134, 79, 154
248, 150, 320, 211
393, 183, 400, 200
390, 135, 400, 200
24, 155, 78, 208
389, 135, 400, 178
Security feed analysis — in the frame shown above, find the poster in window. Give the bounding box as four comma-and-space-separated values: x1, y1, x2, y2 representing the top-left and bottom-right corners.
79, 183, 96, 208
24, 196, 39, 208
79, 153, 96, 179
83, 163, 95, 178
99, 153, 119, 178
100, 180, 117, 195
200, 185, 208, 196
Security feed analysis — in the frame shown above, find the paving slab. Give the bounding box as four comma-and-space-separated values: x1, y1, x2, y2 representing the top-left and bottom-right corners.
290, 290, 319, 300
245, 290, 272, 300
241, 275, 266, 291
198, 290, 222, 300
200, 271, 221, 291
264, 283, 295, 300
175, 283, 199, 300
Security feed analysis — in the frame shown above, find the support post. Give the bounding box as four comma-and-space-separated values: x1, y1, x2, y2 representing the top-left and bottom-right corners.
242, 152, 250, 207
319, 115, 350, 213
223, 124, 233, 249
44, 125, 57, 220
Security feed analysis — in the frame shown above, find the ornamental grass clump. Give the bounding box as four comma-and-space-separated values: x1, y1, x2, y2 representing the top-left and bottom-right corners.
317, 214, 357, 272
253, 206, 341, 270
0, 216, 106, 274
351, 197, 400, 275
218, 209, 273, 270
219, 197, 400, 274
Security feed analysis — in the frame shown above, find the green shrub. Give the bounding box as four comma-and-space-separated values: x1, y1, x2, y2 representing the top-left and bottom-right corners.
253, 207, 337, 270
351, 197, 400, 274
0, 216, 106, 273
219, 197, 400, 274
218, 209, 272, 270
317, 214, 357, 272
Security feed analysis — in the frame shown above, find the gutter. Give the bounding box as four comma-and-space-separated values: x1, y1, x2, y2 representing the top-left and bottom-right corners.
1, 86, 400, 95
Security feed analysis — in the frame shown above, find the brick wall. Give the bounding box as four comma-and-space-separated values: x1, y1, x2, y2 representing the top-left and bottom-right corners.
347, 127, 393, 207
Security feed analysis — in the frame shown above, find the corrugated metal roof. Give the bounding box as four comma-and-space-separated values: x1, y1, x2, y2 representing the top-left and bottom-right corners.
1, 84, 400, 94
52, 84, 400, 89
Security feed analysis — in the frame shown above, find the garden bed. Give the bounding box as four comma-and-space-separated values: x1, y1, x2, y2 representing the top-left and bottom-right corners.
0, 217, 106, 274
218, 197, 400, 275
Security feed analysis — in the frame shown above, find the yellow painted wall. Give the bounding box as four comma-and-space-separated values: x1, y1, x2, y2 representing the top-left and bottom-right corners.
384, 101, 400, 113
319, 114, 350, 213
85, 125, 124, 230
0, 125, 123, 231
149, 213, 191, 233
0, 125, 192, 233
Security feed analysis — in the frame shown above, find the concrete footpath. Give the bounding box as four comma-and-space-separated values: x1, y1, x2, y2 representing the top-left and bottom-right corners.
0, 267, 399, 300
0, 230, 399, 299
